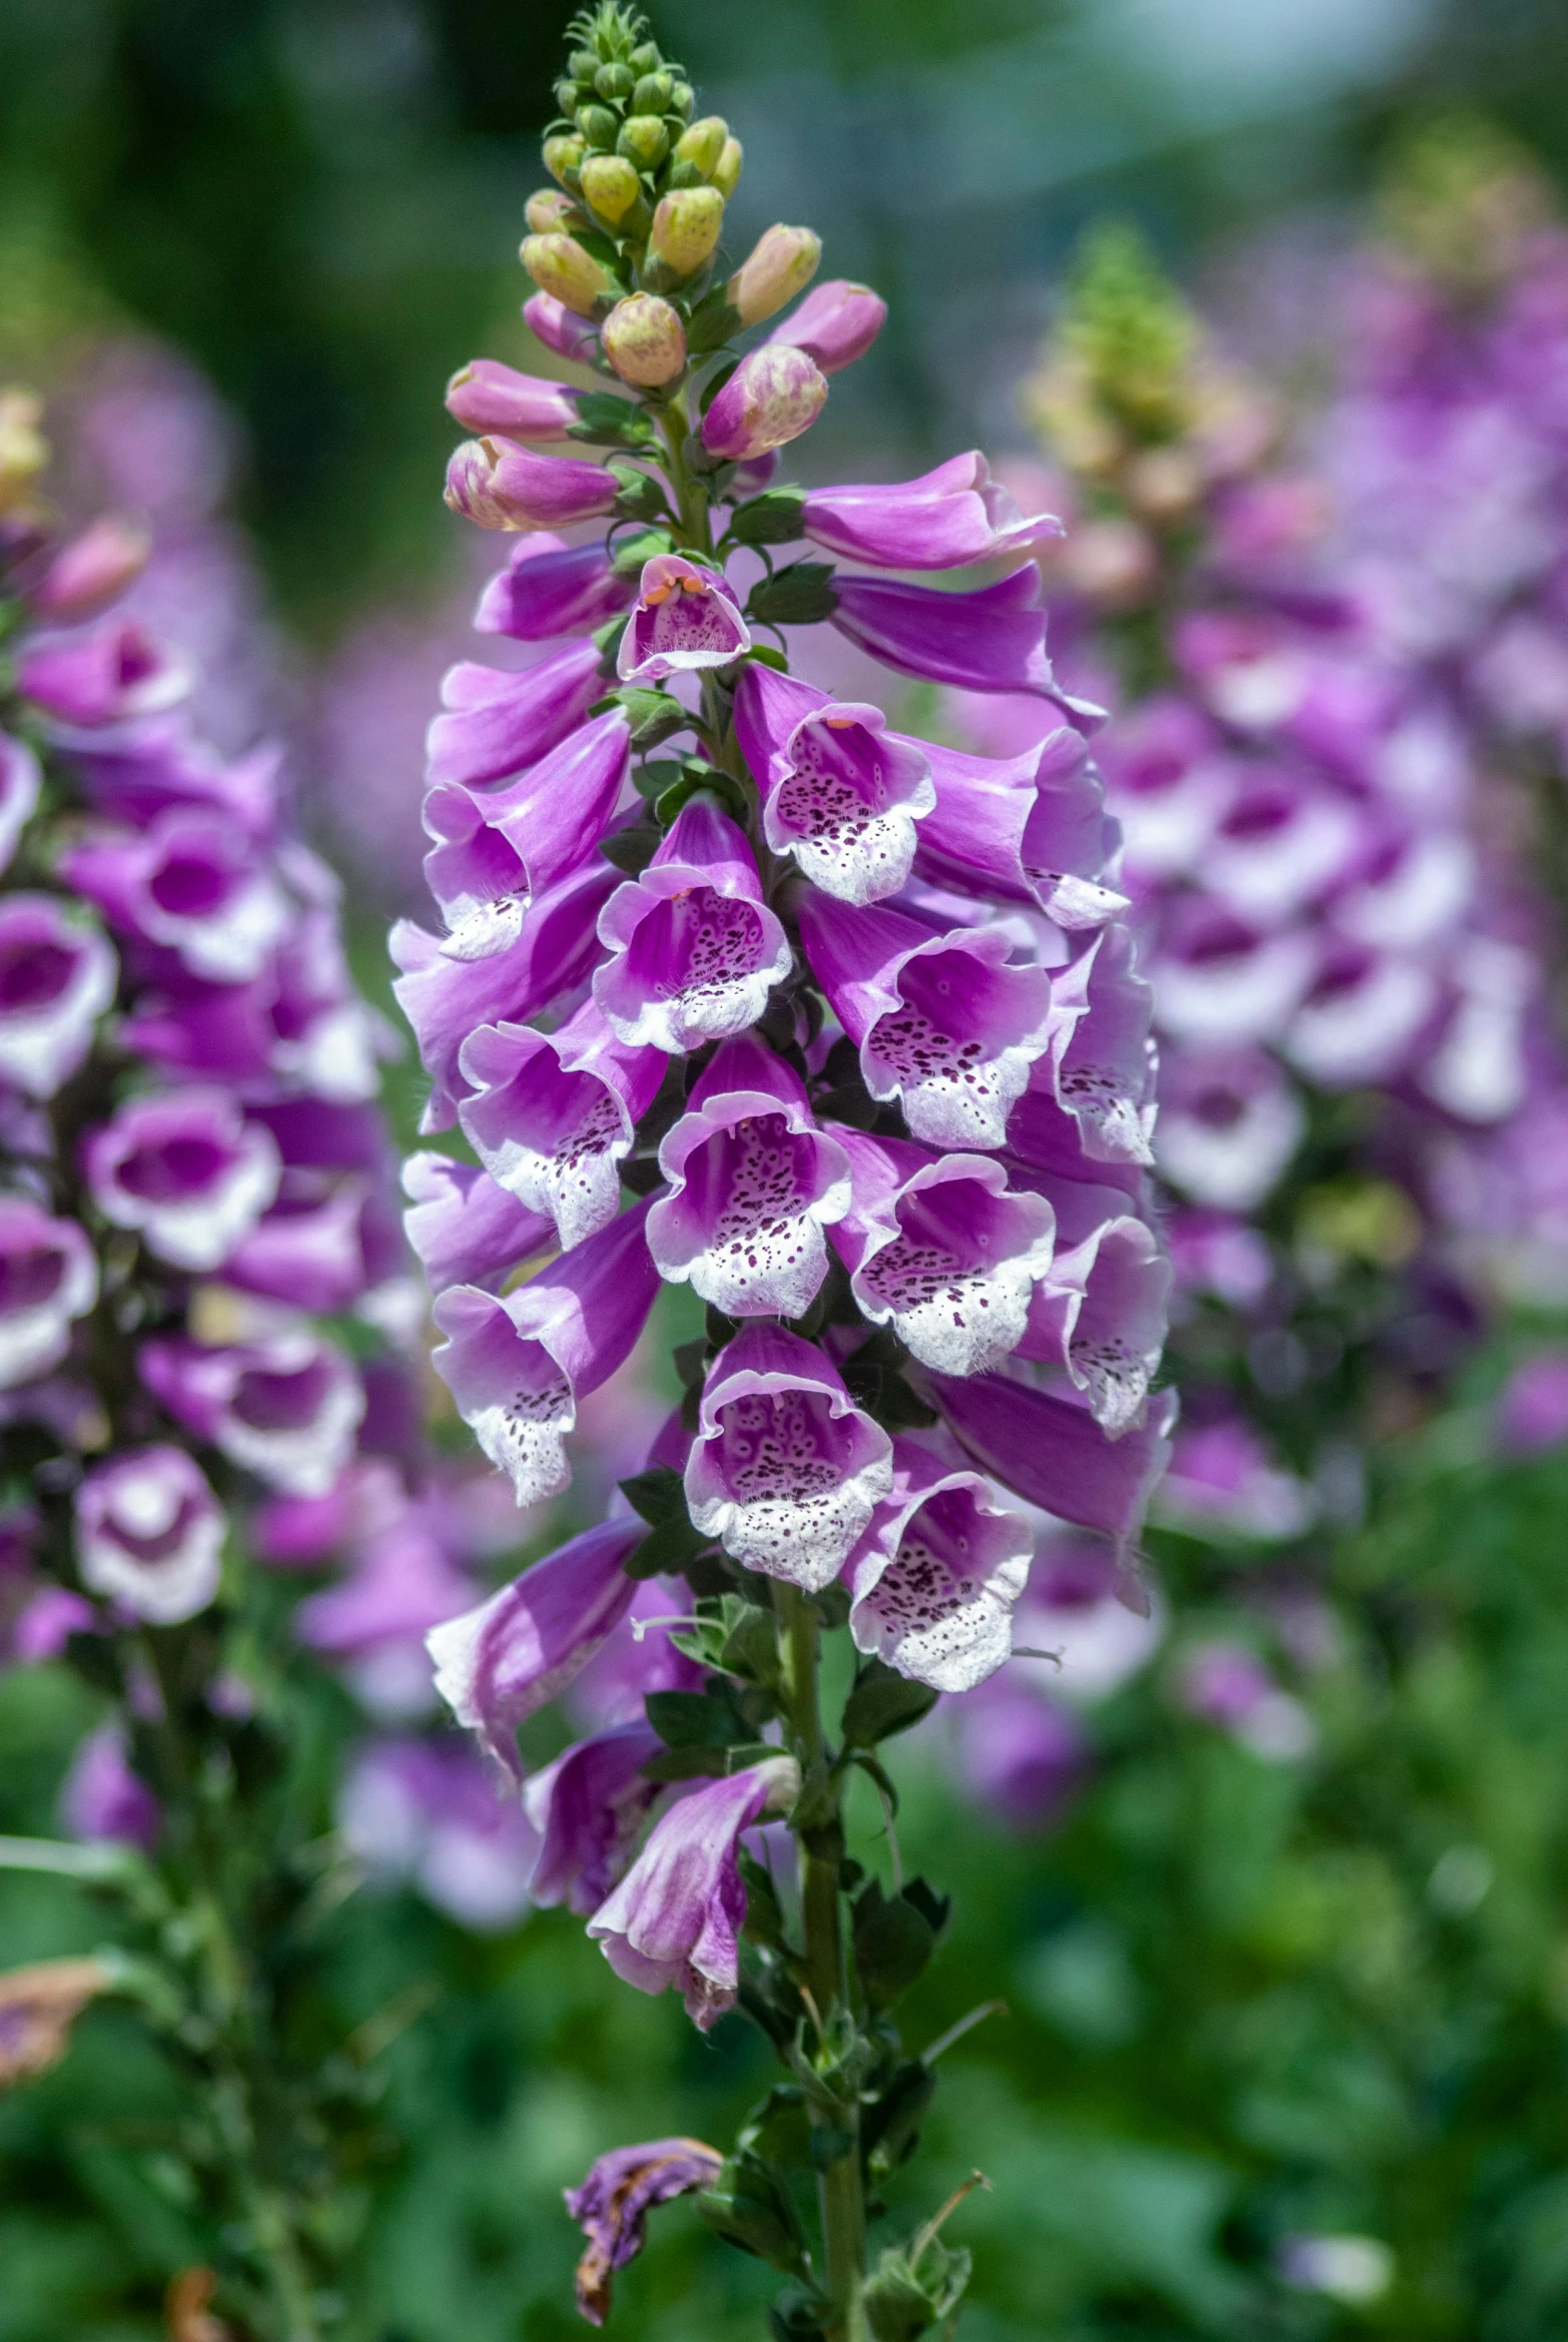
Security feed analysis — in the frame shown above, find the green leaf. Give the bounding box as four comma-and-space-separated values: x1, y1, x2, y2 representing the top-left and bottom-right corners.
618, 1465, 712, 1578
728, 485, 808, 545
598, 821, 658, 876
609, 525, 676, 576
641, 1739, 776, 1782
842, 1658, 940, 1748
738, 1851, 788, 1948
863, 2242, 972, 2342
696, 2152, 810, 2276
619, 1465, 691, 1530
685, 286, 743, 354
608, 460, 670, 521
644, 1689, 754, 1750
861, 2059, 938, 2179
744, 643, 791, 672
617, 688, 690, 750
567, 391, 653, 448
853, 1881, 941, 2010
746, 561, 839, 627
769, 2284, 830, 2342
721, 1600, 783, 1691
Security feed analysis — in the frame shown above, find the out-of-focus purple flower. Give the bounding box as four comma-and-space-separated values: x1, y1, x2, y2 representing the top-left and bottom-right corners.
423, 638, 603, 789
732, 663, 935, 906
1175, 1638, 1317, 1761
474, 532, 636, 642
766, 277, 887, 375
617, 553, 751, 684
0, 894, 117, 1098
802, 453, 1062, 571
523, 1720, 663, 1915
443, 361, 581, 440
1166, 1209, 1273, 1307
12, 1586, 97, 1664
31, 516, 152, 621
700, 348, 827, 461
953, 1685, 1088, 1829
1154, 1048, 1304, 1212
1012, 1533, 1165, 1703
0, 734, 42, 872
299, 1509, 477, 1718
139, 1332, 365, 1495
1155, 1419, 1314, 1542
60, 1725, 161, 1848
444, 437, 619, 531
400, 1153, 552, 1294
62, 807, 291, 982
75, 1447, 224, 1625
0, 1199, 98, 1389
1496, 1349, 1568, 1454
587, 1756, 799, 2029
425, 1517, 644, 1782
340, 1737, 538, 1929
83, 1089, 281, 1271
564, 2135, 725, 2327
848, 1433, 1034, 1692
19, 620, 188, 727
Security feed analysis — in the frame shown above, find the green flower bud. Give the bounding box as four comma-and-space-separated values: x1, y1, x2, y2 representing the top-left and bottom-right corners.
649, 186, 724, 278
575, 103, 619, 150
668, 81, 694, 121
665, 159, 704, 191
519, 232, 613, 318
711, 136, 743, 200
629, 41, 661, 73
543, 133, 585, 187
525, 188, 578, 235
631, 71, 670, 115
674, 116, 728, 180
554, 78, 582, 115
618, 115, 669, 170
580, 153, 641, 224
568, 48, 598, 80
727, 223, 821, 326
601, 293, 687, 388
594, 60, 634, 100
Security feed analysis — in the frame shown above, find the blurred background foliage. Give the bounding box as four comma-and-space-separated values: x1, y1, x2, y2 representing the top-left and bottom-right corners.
8, 1, 1568, 2337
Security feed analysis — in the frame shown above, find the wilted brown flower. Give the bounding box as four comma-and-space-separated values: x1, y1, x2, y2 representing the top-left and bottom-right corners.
0, 1955, 112, 2090
165, 2266, 234, 2341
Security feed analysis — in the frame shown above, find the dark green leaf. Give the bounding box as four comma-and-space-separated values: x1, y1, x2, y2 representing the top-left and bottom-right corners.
861, 2059, 937, 2178
807, 2124, 856, 2172
842, 1659, 940, 1749
738, 1851, 787, 1948
863, 2243, 972, 2342
728, 485, 808, 545
619, 1466, 691, 1531
610, 526, 675, 577
853, 1882, 940, 2009
644, 1689, 753, 1750
698, 358, 741, 415
641, 1739, 776, 1782
685, 287, 743, 354
746, 561, 839, 627
696, 2153, 810, 2275
567, 392, 653, 449
618, 688, 689, 749
597, 821, 658, 875
608, 461, 670, 522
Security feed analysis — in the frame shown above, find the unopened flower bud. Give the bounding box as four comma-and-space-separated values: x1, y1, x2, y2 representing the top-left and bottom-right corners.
567, 46, 598, 81
576, 103, 619, 150
33, 515, 152, 619
602, 295, 687, 389
554, 76, 582, 116
700, 346, 827, 462
526, 188, 578, 234
444, 360, 579, 440
580, 153, 641, 224
649, 187, 724, 277
520, 232, 614, 318
543, 134, 585, 187
594, 60, 634, 100
617, 114, 669, 170
728, 224, 821, 327
673, 116, 728, 179
524, 292, 601, 363
0, 391, 47, 516
631, 71, 670, 113
629, 41, 661, 75
711, 137, 743, 200
444, 437, 619, 531
768, 279, 888, 376
667, 80, 694, 121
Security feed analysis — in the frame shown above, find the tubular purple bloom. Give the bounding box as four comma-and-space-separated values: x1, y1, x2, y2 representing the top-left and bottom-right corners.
427, 1199, 659, 1504
339, 1737, 538, 1929
830, 1127, 1057, 1376
847, 1434, 1034, 1693
932, 1373, 1178, 1562
594, 796, 792, 1054
0, 1200, 98, 1388
61, 809, 291, 982
1028, 922, 1159, 1167
732, 663, 935, 905
684, 1322, 894, 1589
425, 1517, 645, 1783
522, 290, 602, 362
1154, 1046, 1305, 1210
443, 436, 620, 532
648, 1035, 852, 1317
222, 1184, 374, 1313
0, 735, 41, 872
457, 1002, 665, 1249
829, 565, 1101, 722
401, 1153, 553, 1292
798, 892, 1057, 1150
1016, 1182, 1172, 1435
766, 277, 887, 375
424, 638, 604, 788
616, 555, 751, 683
801, 452, 1063, 570
139, 1332, 366, 1496
444, 360, 582, 440
473, 532, 637, 641
523, 1720, 664, 1913
700, 347, 828, 462
74, 1446, 224, 1624
909, 725, 1129, 931
565, 2136, 725, 2328
19, 620, 188, 727
61, 1726, 161, 1849
82, 1089, 281, 1271
0, 895, 117, 1098
586, 1756, 800, 2029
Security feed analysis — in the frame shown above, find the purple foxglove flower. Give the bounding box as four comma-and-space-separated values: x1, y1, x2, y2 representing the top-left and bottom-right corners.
830, 1127, 1056, 1377
1154, 1047, 1304, 1211
565, 2136, 725, 2328
1151, 900, 1316, 1047
523, 290, 601, 364
74, 1446, 224, 1624
82, 1089, 281, 1271
221, 1183, 373, 1313
910, 725, 1128, 932
1281, 941, 1437, 1091
473, 531, 637, 641
60, 1725, 160, 1849
684, 1323, 893, 1588
647, 1035, 852, 1317
699, 347, 827, 462
425, 1517, 644, 1781
566, 1572, 707, 1729
829, 565, 1098, 720
139, 1332, 365, 1495
765, 277, 887, 376
0, 894, 117, 1098
31, 515, 151, 620
0, 733, 41, 873
1156, 1419, 1312, 1543
61, 808, 291, 982
13, 1585, 96, 1664
19, 620, 188, 727
428, 1200, 659, 1503
732, 663, 935, 905
0, 1200, 98, 1389
421, 708, 630, 958
444, 359, 580, 440
932, 1373, 1177, 1559
443, 436, 620, 531
1095, 695, 1234, 881
1176, 1640, 1316, 1762
847, 1434, 1034, 1692
615, 555, 751, 684
298, 1512, 477, 1718
1016, 1183, 1172, 1436
523, 1720, 664, 1914
391, 858, 618, 1131
1029, 922, 1158, 1167
72, 722, 282, 838
1200, 765, 1362, 928
457, 1001, 665, 1249
423, 638, 603, 789
798, 892, 1055, 1150
1496, 1350, 1568, 1454
586, 1755, 800, 2029
953, 1684, 1087, 1829
594, 796, 792, 1055
802, 452, 1063, 571
340, 1737, 538, 1930
401, 1153, 553, 1293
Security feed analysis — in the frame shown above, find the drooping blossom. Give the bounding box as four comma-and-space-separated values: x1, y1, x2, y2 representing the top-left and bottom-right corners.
565, 2136, 724, 2327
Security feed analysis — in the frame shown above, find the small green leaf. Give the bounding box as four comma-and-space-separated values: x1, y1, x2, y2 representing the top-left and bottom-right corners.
610, 526, 676, 576
568, 391, 654, 448
617, 688, 689, 749
745, 561, 839, 627
738, 1851, 787, 1948
697, 2153, 810, 2276
860, 2058, 937, 2178
842, 1658, 940, 1749
698, 357, 741, 415
598, 821, 658, 876
644, 1689, 754, 1749
619, 1465, 690, 1530
744, 643, 790, 673
853, 1882, 940, 2010
728, 484, 808, 546
863, 2243, 973, 2342
686, 287, 743, 353
608, 460, 671, 522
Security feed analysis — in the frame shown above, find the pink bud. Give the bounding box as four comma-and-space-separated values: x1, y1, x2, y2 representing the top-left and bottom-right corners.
443, 438, 619, 532
444, 360, 580, 441
524, 292, 601, 365
700, 347, 827, 463
32, 516, 151, 620
768, 278, 887, 377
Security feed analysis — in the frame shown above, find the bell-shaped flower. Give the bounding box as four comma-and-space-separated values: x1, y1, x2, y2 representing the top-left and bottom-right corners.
523, 1719, 664, 1914
0, 894, 117, 1099
19, 620, 188, 727
61, 809, 292, 982
428, 1199, 659, 1505
847, 1435, 1035, 1692
61, 1726, 160, 1848
458, 1001, 665, 1250
1095, 696, 1235, 882
647, 1036, 851, 1317
616, 555, 751, 684
801, 452, 1062, 571
1417, 935, 1533, 1125
1026, 923, 1159, 1168
338, 1737, 537, 1929
699, 348, 826, 462
139, 1331, 366, 1496
684, 1322, 893, 1589
474, 531, 636, 642
732, 663, 935, 905
74, 722, 282, 838
766, 277, 887, 376
1283, 939, 1437, 1090
565, 2135, 725, 2329
222, 1181, 374, 1313
910, 725, 1128, 932
932, 1372, 1177, 1559
443, 436, 620, 531
829, 564, 1099, 720
425, 1517, 644, 1782
594, 796, 792, 1055
0, 734, 41, 873
1200, 763, 1363, 928
401, 1153, 553, 1293
0, 1200, 98, 1389
1150, 898, 1316, 1046
1153, 1047, 1304, 1210
798, 892, 1056, 1150
444, 360, 580, 440
1015, 1177, 1172, 1436
421, 709, 630, 959
74, 1447, 224, 1625
831, 1128, 1057, 1377
586, 1755, 800, 2030
297, 1509, 477, 1719
83, 1089, 281, 1272
424, 638, 603, 789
